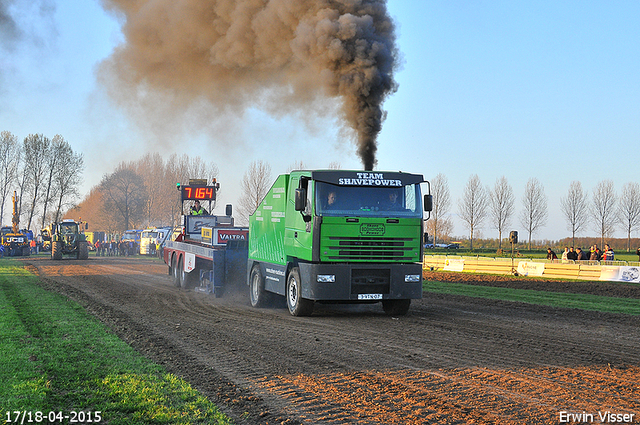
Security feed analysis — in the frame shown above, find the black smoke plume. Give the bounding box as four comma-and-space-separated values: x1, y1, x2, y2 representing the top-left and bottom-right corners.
99, 0, 399, 170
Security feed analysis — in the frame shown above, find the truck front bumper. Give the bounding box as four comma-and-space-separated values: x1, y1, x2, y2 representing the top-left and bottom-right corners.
298, 262, 422, 301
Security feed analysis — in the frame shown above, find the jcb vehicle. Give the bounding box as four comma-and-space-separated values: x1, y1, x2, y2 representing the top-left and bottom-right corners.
1, 191, 31, 256
1, 226, 30, 256
41, 219, 89, 260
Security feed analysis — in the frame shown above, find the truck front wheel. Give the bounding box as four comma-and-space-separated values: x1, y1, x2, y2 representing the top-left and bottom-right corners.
286, 267, 313, 316
382, 299, 411, 316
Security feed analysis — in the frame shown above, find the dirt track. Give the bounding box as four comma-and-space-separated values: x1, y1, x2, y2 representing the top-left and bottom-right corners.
23, 256, 640, 425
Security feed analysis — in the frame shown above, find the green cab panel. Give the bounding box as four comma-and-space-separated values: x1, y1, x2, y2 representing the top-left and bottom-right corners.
248, 174, 289, 266
318, 216, 422, 263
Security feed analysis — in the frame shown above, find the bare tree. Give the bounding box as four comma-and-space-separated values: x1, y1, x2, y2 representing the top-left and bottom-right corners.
23, 133, 51, 230
560, 181, 589, 248
591, 180, 617, 248
287, 160, 307, 172
40, 135, 77, 229
426, 216, 454, 243
167, 154, 219, 217
51, 142, 84, 223
489, 176, 515, 249
0, 131, 21, 224
458, 174, 488, 250
327, 162, 341, 169
617, 182, 640, 252
428, 173, 451, 246
519, 178, 547, 250
100, 164, 147, 231
237, 160, 273, 226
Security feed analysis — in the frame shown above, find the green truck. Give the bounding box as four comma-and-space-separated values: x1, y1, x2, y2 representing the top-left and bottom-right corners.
248, 170, 432, 316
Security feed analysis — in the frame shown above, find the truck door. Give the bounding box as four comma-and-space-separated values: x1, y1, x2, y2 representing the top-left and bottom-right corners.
284, 175, 313, 261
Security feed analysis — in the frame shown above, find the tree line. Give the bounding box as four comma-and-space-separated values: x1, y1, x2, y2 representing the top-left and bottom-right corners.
0, 131, 83, 232
429, 174, 640, 251
69, 153, 219, 236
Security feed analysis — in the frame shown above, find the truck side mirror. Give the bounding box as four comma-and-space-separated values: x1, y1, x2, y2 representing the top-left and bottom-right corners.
295, 188, 307, 212
424, 194, 433, 212
226, 204, 233, 217
85, 223, 88, 230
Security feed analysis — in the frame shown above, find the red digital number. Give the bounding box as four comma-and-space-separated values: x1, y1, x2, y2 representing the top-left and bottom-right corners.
183, 186, 214, 200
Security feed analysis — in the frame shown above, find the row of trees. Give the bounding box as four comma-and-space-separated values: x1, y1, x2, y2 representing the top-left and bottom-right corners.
70, 153, 219, 234
0, 131, 83, 231
429, 174, 640, 251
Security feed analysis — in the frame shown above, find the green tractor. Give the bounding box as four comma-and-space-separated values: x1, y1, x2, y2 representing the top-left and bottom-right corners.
41, 219, 89, 260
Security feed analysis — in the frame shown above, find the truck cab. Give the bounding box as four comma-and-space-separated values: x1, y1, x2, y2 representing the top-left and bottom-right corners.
248, 170, 431, 316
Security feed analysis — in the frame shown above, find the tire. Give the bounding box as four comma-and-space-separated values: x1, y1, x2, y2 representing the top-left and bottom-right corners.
382, 299, 411, 316
172, 255, 181, 287
249, 264, 268, 308
52, 241, 63, 260
179, 257, 197, 289
78, 242, 89, 260
286, 267, 313, 316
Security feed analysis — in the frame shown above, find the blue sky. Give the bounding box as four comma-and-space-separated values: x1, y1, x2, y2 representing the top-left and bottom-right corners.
1, 0, 638, 241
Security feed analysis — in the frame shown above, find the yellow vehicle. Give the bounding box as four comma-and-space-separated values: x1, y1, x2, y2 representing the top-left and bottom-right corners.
1, 191, 30, 256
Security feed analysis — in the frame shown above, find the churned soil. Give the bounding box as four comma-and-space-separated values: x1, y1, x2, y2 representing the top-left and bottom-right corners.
22, 256, 640, 425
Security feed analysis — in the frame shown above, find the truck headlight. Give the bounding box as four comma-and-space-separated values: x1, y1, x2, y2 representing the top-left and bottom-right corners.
317, 274, 336, 283
405, 274, 421, 283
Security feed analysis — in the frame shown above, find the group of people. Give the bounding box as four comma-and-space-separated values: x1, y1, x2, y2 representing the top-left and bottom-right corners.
547, 244, 615, 262
94, 240, 138, 256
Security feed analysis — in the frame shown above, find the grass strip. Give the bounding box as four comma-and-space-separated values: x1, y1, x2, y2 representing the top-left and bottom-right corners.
0, 259, 233, 425
423, 280, 640, 315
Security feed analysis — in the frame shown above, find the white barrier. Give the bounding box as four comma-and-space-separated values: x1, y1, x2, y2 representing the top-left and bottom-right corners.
424, 255, 640, 283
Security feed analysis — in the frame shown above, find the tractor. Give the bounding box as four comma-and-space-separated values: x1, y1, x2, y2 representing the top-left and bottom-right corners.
41, 219, 89, 260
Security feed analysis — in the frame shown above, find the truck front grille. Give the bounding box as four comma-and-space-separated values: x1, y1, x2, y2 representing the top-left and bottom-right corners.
351, 268, 390, 295
325, 236, 414, 261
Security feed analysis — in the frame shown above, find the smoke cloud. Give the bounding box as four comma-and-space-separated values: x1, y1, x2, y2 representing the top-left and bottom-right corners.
99, 0, 399, 170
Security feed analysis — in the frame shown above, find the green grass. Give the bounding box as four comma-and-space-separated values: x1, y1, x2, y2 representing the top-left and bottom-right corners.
424, 280, 640, 315
0, 259, 233, 425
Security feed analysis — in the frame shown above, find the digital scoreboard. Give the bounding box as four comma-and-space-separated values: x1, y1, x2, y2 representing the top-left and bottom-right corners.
180, 185, 216, 201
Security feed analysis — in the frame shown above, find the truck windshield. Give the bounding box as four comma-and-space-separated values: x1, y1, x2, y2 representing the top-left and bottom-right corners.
315, 182, 423, 218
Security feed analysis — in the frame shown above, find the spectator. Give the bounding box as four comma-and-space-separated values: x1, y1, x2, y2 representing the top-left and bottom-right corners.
590, 245, 601, 261
546, 247, 558, 261
637, 247, 640, 262
576, 247, 588, 261
567, 247, 578, 261
561, 247, 569, 263
602, 244, 615, 261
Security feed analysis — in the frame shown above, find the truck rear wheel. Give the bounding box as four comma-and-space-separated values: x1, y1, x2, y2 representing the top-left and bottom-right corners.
172, 255, 180, 287
52, 241, 63, 260
382, 299, 411, 316
286, 267, 313, 316
249, 264, 268, 308
179, 257, 197, 289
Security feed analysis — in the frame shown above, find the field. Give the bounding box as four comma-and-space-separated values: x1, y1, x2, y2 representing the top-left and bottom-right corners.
2, 255, 639, 424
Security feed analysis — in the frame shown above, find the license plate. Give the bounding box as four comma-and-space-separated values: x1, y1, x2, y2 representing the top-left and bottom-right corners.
358, 293, 382, 300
